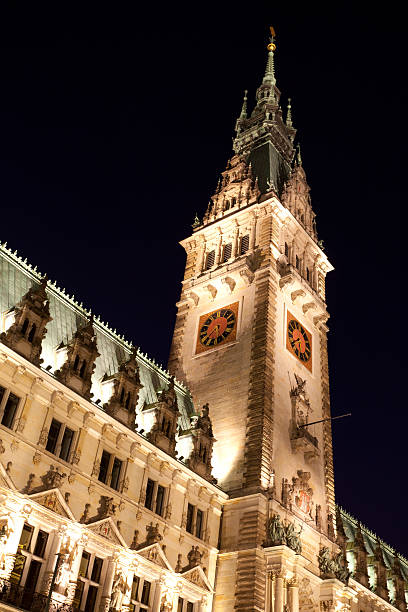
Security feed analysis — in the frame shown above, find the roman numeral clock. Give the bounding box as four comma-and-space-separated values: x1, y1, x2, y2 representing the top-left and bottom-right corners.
195, 302, 239, 354
286, 311, 313, 372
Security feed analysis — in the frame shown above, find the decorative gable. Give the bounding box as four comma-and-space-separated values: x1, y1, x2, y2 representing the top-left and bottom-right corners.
137, 543, 173, 570
29, 488, 75, 520
180, 566, 212, 592
86, 517, 126, 546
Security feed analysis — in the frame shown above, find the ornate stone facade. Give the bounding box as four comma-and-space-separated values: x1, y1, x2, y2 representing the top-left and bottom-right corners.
0, 28, 407, 612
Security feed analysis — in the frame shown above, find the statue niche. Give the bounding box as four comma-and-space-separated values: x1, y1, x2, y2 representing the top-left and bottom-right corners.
0, 276, 52, 366
185, 403, 217, 484
143, 376, 180, 457
102, 346, 142, 430
55, 315, 99, 400
289, 373, 319, 462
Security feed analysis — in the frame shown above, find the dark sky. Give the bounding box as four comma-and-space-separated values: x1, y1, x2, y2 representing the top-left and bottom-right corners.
1, 4, 407, 553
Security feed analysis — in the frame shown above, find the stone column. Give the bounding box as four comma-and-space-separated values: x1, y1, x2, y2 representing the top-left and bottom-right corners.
274, 571, 284, 612
231, 229, 239, 259
152, 576, 164, 612
265, 571, 275, 612
288, 578, 299, 612
250, 213, 258, 251
99, 557, 116, 612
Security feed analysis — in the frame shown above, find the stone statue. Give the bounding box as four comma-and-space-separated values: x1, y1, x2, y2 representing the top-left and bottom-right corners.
0, 519, 13, 572
269, 514, 285, 545
285, 521, 302, 554
187, 546, 202, 568
332, 551, 350, 583
110, 571, 128, 610
318, 547, 334, 577
41, 465, 66, 489
54, 553, 71, 591
80, 503, 91, 524
175, 553, 183, 573
145, 522, 162, 546
281, 478, 292, 508
327, 513, 335, 541
130, 530, 139, 550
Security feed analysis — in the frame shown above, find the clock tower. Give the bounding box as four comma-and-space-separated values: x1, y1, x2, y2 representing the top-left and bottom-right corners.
169, 32, 335, 611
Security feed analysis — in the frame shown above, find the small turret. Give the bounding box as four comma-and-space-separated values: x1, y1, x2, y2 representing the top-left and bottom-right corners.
55, 314, 99, 400
102, 346, 143, 429
185, 403, 216, 483
0, 276, 52, 366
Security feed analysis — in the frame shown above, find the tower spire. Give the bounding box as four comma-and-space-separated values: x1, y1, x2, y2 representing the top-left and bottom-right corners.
239, 90, 248, 119
286, 97, 293, 128
263, 26, 277, 86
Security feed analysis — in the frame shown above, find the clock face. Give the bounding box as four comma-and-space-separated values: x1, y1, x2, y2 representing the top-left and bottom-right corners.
286, 311, 312, 372
196, 302, 239, 354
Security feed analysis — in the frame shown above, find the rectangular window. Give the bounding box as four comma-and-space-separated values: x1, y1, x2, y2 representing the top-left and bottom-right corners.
195, 509, 203, 539
0, 386, 5, 405
91, 556, 103, 583
223, 243, 232, 262
46, 419, 62, 454
205, 250, 215, 270
141, 580, 151, 606
186, 503, 194, 534
79, 551, 91, 578
178, 598, 184, 612
1, 392, 20, 429
19, 524, 34, 551
33, 530, 48, 558
59, 426, 74, 461
296, 255, 300, 270
145, 478, 155, 511
110, 457, 123, 491
98, 450, 111, 484
285, 242, 289, 257
85, 584, 98, 612
306, 267, 311, 282
187, 603, 194, 612
131, 575, 140, 602
72, 580, 84, 609
240, 234, 249, 255
155, 485, 165, 516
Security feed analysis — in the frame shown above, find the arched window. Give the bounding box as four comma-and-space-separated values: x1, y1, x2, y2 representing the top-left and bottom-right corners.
296, 255, 300, 270
165, 421, 171, 437
125, 392, 131, 410
205, 250, 215, 270
202, 447, 207, 463
79, 360, 87, 378
73, 355, 79, 372
120, 387, 125, 404
240, 234, 250, 255
27, 323, 36, 343
21, 318, 29, 336
284, 242, 289, 258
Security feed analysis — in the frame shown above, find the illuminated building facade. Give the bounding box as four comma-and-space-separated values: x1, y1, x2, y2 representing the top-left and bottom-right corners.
0, 30, 407, 612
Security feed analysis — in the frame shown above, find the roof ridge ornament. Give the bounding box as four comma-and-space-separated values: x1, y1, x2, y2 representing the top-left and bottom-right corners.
286, 97, 293, 128
263, 26, 277, 87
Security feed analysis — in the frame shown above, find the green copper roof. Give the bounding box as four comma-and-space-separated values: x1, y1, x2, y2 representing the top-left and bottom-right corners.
0, 241, 193, 430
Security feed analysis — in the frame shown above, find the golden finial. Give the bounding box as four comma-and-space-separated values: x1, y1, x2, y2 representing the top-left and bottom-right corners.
267, 26, 276, 51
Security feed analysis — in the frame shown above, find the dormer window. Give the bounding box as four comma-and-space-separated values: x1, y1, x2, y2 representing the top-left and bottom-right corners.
296, 255, 300, 270
73, 355, 80, 372
27, 323, 36, 343
225, 200, 230, 211
79, 360, 87, 378
306, 267, 311, 282
285, 242, 289, 258
21, 318, 29, 336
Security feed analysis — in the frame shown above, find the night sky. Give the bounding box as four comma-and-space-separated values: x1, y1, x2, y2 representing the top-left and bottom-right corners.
1, 5, 407, 553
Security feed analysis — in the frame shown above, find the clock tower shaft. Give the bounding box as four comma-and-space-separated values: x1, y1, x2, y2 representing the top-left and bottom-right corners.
169, 33, 335, 611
